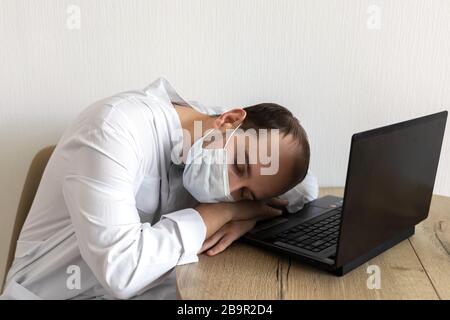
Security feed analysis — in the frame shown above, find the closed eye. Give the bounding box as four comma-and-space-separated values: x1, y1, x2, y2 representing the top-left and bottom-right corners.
240, 187, 256, 201
233, 151, 249, 177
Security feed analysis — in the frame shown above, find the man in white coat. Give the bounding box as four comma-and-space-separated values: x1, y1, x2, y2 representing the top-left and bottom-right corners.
1, 78, 318, 299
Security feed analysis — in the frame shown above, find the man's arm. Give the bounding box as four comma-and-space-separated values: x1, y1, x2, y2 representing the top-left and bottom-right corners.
196, 199, 284, 239
62, 119, 207, 299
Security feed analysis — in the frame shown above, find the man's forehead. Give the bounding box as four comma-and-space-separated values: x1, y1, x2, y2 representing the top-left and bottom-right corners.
232, 130, 300, 156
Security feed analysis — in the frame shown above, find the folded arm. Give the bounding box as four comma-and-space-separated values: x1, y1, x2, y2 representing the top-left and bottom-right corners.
62, 120, 206, 299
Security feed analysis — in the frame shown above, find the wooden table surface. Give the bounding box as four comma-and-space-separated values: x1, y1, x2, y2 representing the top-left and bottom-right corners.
176, 187, 450, 300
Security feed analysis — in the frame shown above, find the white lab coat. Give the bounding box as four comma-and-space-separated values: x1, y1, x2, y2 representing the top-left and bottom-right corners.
1, 78, 318, 300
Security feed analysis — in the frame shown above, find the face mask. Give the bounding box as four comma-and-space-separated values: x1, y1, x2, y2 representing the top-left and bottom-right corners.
183, 124, 241, 203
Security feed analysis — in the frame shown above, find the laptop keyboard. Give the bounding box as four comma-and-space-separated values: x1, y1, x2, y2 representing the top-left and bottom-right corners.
274, 208, 342, 253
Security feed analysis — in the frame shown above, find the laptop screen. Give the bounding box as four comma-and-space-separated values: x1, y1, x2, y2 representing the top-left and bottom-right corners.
336, 111, 447, 267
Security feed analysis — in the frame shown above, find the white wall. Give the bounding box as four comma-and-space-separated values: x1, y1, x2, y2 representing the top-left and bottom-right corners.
1, 0, 450, 281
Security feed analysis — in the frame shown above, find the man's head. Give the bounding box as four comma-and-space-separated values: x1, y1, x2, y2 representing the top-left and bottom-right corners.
205, 103, 310, 201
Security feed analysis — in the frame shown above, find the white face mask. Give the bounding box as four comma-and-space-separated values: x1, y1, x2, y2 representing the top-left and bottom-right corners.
183, 124, 242, 203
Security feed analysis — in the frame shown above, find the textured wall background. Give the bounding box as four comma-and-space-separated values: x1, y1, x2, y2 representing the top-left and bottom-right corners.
1, 0, 449, 283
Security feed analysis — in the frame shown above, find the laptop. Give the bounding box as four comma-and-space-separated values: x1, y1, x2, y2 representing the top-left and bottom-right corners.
243, 111, 448, 276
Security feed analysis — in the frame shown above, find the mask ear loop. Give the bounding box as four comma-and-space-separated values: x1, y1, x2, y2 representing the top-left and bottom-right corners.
203, 128, 215, 139
220, 122, 242, 202
224, 123, 242, 148
198, 128, 216, 148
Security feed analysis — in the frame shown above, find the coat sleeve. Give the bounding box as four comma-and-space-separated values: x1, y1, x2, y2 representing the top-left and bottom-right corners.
62, 118, 206, 299
278, 171, 319, 213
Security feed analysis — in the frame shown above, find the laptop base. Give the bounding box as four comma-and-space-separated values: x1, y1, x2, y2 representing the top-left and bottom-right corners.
241, 226, 415, 277
334, 226, 415, 276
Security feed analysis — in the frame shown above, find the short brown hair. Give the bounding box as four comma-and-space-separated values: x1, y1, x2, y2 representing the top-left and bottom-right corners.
242, 103, 310, 182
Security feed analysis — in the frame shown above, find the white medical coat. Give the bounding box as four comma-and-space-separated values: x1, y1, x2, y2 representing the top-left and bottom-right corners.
1, 78, 318, 300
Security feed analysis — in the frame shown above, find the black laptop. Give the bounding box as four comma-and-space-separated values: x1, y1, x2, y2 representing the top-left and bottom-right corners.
243, 111, 448, 276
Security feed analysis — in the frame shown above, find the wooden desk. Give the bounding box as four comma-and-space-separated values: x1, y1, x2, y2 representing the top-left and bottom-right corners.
176, 187, 450, 300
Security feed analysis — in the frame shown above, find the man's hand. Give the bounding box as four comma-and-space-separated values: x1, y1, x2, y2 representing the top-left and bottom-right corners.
200, 219, 257, 256
198, 197, 289, 255
196, 197, 288, 239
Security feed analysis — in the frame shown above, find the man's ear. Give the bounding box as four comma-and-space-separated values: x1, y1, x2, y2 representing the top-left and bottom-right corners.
214, 108, 246, 131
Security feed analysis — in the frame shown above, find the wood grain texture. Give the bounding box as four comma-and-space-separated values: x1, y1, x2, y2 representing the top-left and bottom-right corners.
284, 241, 438, 300
176, 187, 449, 300
408, 194, 450, 299
176, 244, 281, 300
